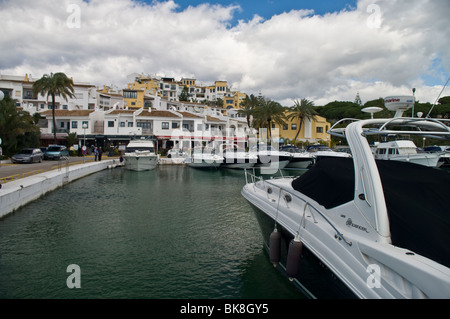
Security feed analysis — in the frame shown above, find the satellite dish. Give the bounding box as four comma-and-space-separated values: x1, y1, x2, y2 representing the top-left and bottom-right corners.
362, 106, 383, 119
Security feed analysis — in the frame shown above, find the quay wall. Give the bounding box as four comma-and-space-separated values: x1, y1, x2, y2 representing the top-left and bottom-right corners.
0, 159, 117, 219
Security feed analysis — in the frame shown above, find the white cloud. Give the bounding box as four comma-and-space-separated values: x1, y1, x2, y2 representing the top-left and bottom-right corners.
0, 0, 449, 105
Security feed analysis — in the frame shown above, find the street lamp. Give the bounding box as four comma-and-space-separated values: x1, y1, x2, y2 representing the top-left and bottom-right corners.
82, 123, 88, 163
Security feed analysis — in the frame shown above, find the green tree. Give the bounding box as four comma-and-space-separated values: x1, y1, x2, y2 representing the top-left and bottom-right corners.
0, 95, 40, 158
252, 97, 286, 142
179, 85, 190, 102
32, 72, 75, 144
237, 94, 259, 128
287, 98, 318, 142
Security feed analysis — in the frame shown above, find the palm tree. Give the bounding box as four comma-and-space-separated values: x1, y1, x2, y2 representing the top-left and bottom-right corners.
237, 94, 259, 128
252, 97, 287, 142
287, 98, 318, 143
32, 72, 75, 144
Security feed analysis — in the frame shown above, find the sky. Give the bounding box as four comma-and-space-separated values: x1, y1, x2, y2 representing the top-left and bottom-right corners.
1, 0, 449, 106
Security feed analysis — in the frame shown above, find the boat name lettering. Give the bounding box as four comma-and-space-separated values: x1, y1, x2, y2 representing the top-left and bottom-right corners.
346, 218, 369, 233
385, 98, 400, 103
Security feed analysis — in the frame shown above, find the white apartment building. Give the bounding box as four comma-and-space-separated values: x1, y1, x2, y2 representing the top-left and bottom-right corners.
0, 73, 97, 115
1, 73, 249, 150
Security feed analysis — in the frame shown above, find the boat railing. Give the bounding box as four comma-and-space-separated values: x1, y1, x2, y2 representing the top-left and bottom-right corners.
329, 117, 450, 140
243, 169, 352, 246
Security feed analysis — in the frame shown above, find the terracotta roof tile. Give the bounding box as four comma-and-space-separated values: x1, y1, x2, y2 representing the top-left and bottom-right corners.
41, 110, 94, 117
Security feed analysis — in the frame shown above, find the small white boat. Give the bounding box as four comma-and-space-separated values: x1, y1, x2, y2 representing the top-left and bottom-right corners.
374, 140, 441, 167
220, 144, 258, 169
306, 144, 352, 162
123, 138, 159, 171
186, 148, 223, 169
249, 144, 292, 172
280, 145, 315, 169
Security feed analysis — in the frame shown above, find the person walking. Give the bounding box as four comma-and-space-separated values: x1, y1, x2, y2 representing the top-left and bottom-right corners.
94, 147, 98, 161
98, 147, 103, 161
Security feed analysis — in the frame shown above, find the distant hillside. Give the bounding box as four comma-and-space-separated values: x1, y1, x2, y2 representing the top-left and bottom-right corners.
315, 96, 450, 123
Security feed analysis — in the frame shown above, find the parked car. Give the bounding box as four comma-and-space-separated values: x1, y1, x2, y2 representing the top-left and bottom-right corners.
44, 145, 69, 160
11, 148, 44, 164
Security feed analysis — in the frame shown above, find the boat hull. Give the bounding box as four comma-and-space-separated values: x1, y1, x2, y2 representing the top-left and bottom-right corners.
254, 154, 291, 169
187, 161, 221, 169
286, 157, 314, 169
378, 155, 440, 168
221, 156, 257, 169
247, 201, 357, 299
123, 154, 158, 171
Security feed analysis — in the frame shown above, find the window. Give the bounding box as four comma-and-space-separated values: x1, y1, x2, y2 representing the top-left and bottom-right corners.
162, 122, 170, 129
72, 121, 78, 129
60, 122, 65, 128
283, 125, 288, 130
316, 127, 324, 133
172, 122, 179, 129
123, 91, 137, 99
108, 121, 114, 128
291, 124, 297, 131
137, 122, 151, 129
128, 122, 133, 127
82, 121, 89, 129
62, 105, 68, 109
120, 122, 125, 127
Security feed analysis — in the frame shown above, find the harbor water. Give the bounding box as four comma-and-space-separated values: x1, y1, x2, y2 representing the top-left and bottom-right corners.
0, 166, 304, 299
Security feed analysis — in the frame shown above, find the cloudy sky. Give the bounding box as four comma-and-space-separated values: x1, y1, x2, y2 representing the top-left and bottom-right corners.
1, 0, 449, 106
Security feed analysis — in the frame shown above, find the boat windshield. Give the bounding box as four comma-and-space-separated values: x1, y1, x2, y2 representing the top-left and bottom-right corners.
126, 147, 155, 152
251, 145, 276, 152
307, 145, 332, 152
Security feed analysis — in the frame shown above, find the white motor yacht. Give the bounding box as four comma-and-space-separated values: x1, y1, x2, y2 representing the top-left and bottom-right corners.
280, 145, 315, 169
373, 140, 441, 167
241, 97, 450, 299
306, 144, 352, 162
220, 144, 258, 169
249, 144, 292, 173
186, 147, 223, 169
123, 138, 159, 171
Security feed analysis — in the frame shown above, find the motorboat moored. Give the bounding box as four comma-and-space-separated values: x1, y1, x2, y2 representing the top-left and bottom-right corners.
279, 145, 315, 169
373, 140, 441, 167
249, 144, 292, 173
123, 138, 159, 171
241, 99, 450, 299
305, 144, 352, 162
186, 147, 223, 169
220, 144, 258, 169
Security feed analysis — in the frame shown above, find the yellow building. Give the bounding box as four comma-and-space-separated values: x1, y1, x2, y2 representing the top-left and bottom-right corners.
273, 113, 331, 146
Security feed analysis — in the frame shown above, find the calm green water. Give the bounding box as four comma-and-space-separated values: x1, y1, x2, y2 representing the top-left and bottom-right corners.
0, 166, 303, 299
